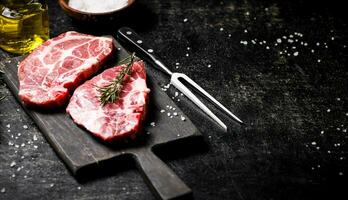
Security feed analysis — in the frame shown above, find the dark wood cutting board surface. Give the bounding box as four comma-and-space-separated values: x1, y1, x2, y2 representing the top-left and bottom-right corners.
2, 39, 201, 200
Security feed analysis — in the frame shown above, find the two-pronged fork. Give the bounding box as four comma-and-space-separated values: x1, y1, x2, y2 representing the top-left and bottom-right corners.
117, 27, 243, 131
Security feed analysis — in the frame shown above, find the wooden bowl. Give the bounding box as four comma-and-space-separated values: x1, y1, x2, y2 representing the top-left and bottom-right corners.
58, 0, 135, 22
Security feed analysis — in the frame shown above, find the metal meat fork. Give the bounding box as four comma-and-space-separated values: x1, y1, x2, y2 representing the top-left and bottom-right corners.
117, 27, 243, 131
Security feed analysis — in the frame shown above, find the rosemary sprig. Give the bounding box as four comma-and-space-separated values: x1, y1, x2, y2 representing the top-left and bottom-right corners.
96, 53, 137, 106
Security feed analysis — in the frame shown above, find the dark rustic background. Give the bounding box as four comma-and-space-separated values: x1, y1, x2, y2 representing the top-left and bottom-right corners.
0, 0, 347, 199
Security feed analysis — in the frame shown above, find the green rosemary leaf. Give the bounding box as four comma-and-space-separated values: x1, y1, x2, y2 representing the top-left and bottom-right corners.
97, 53, 137, 106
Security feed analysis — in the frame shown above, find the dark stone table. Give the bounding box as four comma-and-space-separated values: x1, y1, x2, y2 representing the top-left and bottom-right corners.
1, 0, 347, 199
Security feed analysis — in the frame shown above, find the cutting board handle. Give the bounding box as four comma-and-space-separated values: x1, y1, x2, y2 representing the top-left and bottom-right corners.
134, 149, 192, 200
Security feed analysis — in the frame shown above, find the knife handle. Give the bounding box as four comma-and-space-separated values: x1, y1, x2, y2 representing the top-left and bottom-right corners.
117, 27, 173, 76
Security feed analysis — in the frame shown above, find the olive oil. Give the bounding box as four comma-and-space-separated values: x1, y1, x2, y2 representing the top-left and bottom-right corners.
0, 0, 49, 54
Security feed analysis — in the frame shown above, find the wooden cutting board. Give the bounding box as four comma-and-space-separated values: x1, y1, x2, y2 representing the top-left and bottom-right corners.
1, 39, 202, 200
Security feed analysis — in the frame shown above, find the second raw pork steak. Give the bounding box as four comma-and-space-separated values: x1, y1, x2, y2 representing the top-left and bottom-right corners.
18, 31, 114, 108
66, 61, 150, 141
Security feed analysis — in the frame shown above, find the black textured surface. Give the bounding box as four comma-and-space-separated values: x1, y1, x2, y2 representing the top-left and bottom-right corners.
0, 0, 347, 199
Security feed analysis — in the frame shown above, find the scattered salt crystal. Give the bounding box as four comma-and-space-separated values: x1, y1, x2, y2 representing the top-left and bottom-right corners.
33, 135, 38, 141
180, 116, 186, 121
166, 105, 170, 108
24, 175, 27, 179
150, 122, 156, 127
311, 141, 317, 145
7, 130, 10, 133
21, 156, 24, 159
228, 34, 231, 37
34, 145, 38, 149
175, 92, 179, 97
331, 37, 335, 41
160, 110, 165, 113
328, 150, 331, 154
336, 98, 341, 101
173, 112, 178, 116
316, 42, 320, 46
78, 186, 81, 190
10, 161, 16, 167
50, 183, 55, 188
1, 188, 5, 193
287, 39, 294, 43
23, 125, 28, 129
219, 28, 224, 31
21, 143, 25, 147
6, 124, 10, 128
245, 11, 250, 15
170, 116, 173, 118
8, 141, 14, 146
293, 52, 299, 56
289, 34, 294, 38
327, 109, 330, 112
266, 46, 270, 50
320, 131, 324, 134
240, 40, 248, 45
183, 18, 188, 22
15, 145, 19, 148
185, 53, 189, 57
339, 172, 343, 176
172, 108, 176, 111
207, 64, 211, 68
12, 174, 16, 178
167, 113, 171, 117
177, 99, 180, 102
311, 49, 315, 53
17, 167, 22, 172
251, 40, 256, 44
208, 135, 212, 139
276, 38, 282, 43
169, 106, 172, 109
244, 29, 248, 33
18, 133, 21, 136
177, 134, 180, 137
175, 62, 180, 66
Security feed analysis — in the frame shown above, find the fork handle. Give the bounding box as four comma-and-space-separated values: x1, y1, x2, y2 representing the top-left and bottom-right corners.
117, 27, 173, 76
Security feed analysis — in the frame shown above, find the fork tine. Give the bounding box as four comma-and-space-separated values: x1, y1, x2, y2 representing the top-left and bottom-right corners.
174, 73, 243, 124
171, 74, 228, 132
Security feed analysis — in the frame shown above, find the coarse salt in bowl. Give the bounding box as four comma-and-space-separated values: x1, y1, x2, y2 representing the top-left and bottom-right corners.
58, 0, 135, 21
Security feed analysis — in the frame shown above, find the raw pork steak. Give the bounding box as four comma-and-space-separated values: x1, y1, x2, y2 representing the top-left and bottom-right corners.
18, 31, 114, 108
66, 61, 150, 141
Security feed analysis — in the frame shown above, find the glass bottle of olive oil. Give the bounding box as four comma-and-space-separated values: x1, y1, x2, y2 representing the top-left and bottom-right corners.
0, 0, 49, 54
